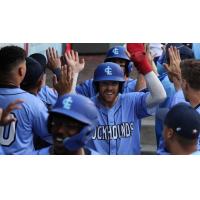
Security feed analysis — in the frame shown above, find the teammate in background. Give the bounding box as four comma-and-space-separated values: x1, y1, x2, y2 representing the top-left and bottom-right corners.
0, 46, 52, 154
162, 103, 200, 155
45, 47, 85, 95
0, 99, 24, 125
164, 46, 199, 111
76, 45, 147, 98
29, 53, 57, 110
148, 43, 194, 149
85, 44, 166, 154
39, 94, 99, 155
21, 57, 45, 95
157, 47, 200, 154
20, 57, 53, 149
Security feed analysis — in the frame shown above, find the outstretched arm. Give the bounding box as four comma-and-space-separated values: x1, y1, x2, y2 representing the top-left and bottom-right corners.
163, 46, 182, 91
127, 43, 166, 108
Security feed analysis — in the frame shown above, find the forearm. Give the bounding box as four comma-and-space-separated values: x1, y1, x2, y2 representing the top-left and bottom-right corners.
172, 76, 182, 91
71, 72, 79, 93
135, 73, 146, 92
145, 71, 166, 108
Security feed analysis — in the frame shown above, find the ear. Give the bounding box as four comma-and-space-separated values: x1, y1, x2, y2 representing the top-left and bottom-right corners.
36, 74, 45, 88
164, 126, 174, 139
18, 62, 26, 78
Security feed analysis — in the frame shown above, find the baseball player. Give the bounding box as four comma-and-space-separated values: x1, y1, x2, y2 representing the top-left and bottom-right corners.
158, 47, 200, 154
86, 43, 166, 154
29, 53, 58, 110
0, 46, 52, 154
76, 45, 145, 98
149, 44, 194, 150
162, 103, 200, 155
38, 93, 99, 155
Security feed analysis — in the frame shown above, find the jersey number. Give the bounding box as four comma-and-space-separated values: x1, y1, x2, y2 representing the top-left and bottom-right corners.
0, 114, 17, 146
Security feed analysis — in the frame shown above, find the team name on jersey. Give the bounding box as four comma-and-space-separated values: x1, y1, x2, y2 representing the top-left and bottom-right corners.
92, 122, 134, 140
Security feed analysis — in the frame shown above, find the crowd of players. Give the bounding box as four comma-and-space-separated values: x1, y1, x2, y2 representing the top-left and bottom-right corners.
0, 43, 200, 155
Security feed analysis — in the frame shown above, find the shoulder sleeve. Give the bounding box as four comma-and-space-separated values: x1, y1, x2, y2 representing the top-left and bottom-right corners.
31, 97, 53, 144
38, 86, 58, 109
170, 90, 187, 108
123, 79, 137, 93
76, 79, 96, 98
123, 92, 151, 119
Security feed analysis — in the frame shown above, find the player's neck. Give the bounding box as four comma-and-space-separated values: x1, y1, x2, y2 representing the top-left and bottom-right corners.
25, 88, 39, 96
0, 73, 21, 87
0, 80, 20, 87
99, 97, 118, 108
171, 144, 197, 155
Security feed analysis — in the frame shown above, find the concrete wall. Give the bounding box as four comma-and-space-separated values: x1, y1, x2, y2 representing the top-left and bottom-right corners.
72, 43, 124, 54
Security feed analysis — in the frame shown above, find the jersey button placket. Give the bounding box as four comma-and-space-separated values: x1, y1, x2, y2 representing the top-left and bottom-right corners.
108, 111, 116, 155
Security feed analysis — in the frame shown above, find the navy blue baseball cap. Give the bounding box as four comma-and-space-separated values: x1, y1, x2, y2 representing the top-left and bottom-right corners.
164, 103, 200, 139
29, 53, 47, 71
21, 57, 45, 89
165, 43, 194, 64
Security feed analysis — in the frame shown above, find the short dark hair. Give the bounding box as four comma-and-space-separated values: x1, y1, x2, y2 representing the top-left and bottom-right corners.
0, 46, 26, 73
180, 59, 200, 90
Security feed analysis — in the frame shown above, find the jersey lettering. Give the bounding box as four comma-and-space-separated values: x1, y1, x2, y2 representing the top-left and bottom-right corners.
0, 114, 17, 146
92, 122, 134, 140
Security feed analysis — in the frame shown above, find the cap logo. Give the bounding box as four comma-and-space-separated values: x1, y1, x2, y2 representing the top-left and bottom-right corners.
62, 97, 73, 110
105, 66, 112, 75
112, 48, 119, 55
176, 127, 181, 132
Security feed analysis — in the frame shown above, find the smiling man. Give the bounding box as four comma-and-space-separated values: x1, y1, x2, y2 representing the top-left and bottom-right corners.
86, 44, 166, 154
39, 93, 99, 155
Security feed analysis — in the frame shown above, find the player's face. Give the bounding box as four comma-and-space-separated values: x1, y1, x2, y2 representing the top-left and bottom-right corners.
50, 114, 84, 154
98, 81, 119, 107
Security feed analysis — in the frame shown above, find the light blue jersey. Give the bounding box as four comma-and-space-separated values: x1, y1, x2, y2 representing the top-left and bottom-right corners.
0, 87, 52, 155
87, 92, 152, 155
76, 78, 137, 98
38, 85, 58, 110
155, 73, 176, 147
191, 151, 200, 155
170, 89, 188, 107
192, 43, 200, 59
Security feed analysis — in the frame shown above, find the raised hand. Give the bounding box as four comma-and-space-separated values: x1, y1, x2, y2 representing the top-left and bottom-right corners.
0, 99, 24, 125
127, 43, 152, 75
65, 50, 85, 73
164, 46, 181, 80
52, 65, 74, 96
46, 47, 61, 71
